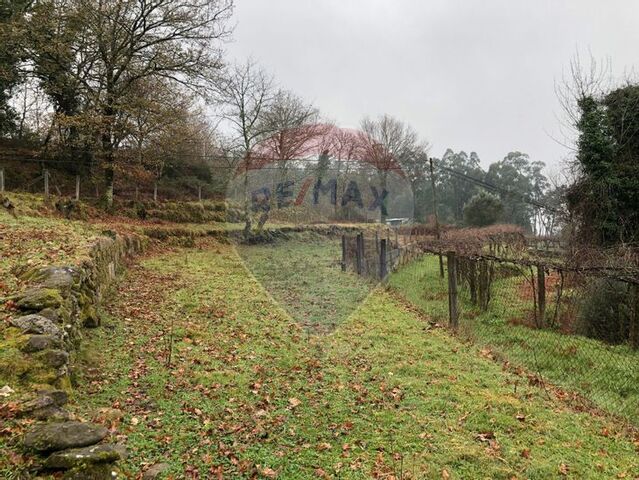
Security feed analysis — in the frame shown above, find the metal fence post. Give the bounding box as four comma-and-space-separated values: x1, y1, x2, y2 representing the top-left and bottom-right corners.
356, 233, 364, 276
447, 251, 459, 329
379, 238, 388, 279
341, 235, 347, 272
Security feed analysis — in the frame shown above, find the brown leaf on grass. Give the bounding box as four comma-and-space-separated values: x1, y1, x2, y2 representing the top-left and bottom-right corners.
288, 397, 301, 408
441, 468, 450, 479
515, 414, 526, 422
479, 348, 494, 360
475, 431, 495, 442
262, 466, 278, 478
559, 463, 569, 476
314, 468, 329, 478
317, 442, 332, 451
521, 448, 531, 459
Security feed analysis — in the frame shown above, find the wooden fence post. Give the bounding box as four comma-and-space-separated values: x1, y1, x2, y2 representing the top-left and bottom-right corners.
379, 238, 388, 279
153, 182, 158, 202
356, 233, 364, 276
75, 175, 80, 201
469, 259, 477, 305
478, 260, 490, 311
341, 235, 347, 272
198, 185, 202, 202
537, 264, 546, 326
44, 169, 49, 199
447, 251, 459, 329
631, 285, 639, 349
0, 168, 4, 193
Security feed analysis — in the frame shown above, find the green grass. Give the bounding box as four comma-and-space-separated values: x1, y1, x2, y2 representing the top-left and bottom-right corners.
237, 236, 373, 332
61, 239, 639, 479
388, 255, 639, 424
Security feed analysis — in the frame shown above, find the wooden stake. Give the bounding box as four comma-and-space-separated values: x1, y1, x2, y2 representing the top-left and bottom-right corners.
429, 158, 444, 278
537, 264, 546, 326
447, 251, 459, 329
341, 235, 347, 272
356, 233, 364, 276
75, 175, 80, 201
44, 169, 49, 199
379, 238, 388, 279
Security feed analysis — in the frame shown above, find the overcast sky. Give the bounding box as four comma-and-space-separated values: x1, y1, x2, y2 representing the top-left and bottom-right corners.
226, 0, 639, 174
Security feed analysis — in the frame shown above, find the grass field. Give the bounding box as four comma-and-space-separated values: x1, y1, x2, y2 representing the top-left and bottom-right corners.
388, 255, 639, 425
237, 235, 373, 333
49, 238, 639, 479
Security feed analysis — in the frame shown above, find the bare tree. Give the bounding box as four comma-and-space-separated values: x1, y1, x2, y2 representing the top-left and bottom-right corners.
252, 89, 331, 227
554, 51, 612, 154
214, 59, 274, 236
359, 114, 420, 222
258, 89, 321, 165
319, 126, 364, 219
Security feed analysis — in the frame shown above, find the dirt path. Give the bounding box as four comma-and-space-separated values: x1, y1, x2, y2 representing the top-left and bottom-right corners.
73, 241, 639, 479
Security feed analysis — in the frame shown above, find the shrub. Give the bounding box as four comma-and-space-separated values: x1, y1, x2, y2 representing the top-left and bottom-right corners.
577, 278, 631, 344
463, 191, 503, 227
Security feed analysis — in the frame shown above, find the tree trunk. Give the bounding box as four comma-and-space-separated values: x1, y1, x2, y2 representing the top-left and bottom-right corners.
102, 101, 115, 210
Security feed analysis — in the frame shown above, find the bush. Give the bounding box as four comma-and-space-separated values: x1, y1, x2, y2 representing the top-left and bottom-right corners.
463, 191, 503, 227
577, 278, 632, 344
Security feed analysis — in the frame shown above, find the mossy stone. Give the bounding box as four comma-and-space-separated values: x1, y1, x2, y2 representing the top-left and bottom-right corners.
23, 421, 108, 452
44, 444, 126, 469
16, 288, 64, 311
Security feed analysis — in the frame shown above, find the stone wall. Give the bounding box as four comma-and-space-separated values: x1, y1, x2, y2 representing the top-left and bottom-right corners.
5, 232, 146, 478
9, 232, 146, 388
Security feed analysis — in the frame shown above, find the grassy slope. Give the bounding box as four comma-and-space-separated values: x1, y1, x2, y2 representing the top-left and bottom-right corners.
67, 240, 638, 479
237, 236, 372, 332
388, 255, 639, 424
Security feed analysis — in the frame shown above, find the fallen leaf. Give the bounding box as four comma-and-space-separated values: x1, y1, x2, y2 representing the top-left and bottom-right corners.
262, 467, 278, 478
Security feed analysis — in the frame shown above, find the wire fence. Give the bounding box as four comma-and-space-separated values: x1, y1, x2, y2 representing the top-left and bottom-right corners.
342, 230, 639, 425
0, 164, 221, 203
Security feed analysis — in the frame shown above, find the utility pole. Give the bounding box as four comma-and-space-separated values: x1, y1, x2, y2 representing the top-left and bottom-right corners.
429, 158, 444, 278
